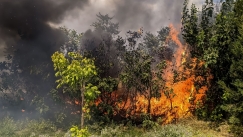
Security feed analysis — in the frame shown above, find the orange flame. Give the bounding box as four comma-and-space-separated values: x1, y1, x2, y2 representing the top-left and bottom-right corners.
111, 24, 209, 124
75, 100, 79, 105
90, 24, 211, 124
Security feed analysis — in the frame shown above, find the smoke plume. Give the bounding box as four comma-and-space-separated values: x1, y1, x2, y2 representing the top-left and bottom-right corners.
0, 0, 90, 119
0, 0, 89, 63
60, 0, 194, 36
113, 0, 183, 32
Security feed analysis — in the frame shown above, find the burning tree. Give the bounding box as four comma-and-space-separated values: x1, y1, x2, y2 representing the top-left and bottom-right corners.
120, 49, 166, 115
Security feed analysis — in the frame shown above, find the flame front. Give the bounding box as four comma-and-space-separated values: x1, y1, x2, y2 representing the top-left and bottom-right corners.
65, 24, 209, 124
112, 24, 209, 124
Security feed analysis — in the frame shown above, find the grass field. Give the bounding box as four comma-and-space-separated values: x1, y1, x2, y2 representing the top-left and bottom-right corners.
0, 116, 233, 137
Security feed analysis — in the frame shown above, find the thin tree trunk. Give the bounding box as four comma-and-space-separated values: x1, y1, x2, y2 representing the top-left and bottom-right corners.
80, 84, 85, 129
147, 98, 151, 114
170, 98, 173, 110
147, 87, 151, 114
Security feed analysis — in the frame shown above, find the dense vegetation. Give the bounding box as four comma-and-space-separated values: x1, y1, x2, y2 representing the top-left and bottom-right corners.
0, 0, 243, 136
182, 0, 243, 136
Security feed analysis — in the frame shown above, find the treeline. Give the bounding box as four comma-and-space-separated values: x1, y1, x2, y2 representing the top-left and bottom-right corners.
0, 12, 173, 128
182, 0, 243, 136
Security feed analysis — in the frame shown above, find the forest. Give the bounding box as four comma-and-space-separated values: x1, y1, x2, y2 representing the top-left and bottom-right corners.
0, 0, 243, 136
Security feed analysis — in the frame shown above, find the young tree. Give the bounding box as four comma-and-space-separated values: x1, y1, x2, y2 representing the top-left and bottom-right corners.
80, 13, 126, 122
51, 51, 100, 128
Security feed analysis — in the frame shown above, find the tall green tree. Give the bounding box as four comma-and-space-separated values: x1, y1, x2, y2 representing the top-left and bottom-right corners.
51, 51, 100, 128
182, 0, 222, 120
181, 1, 198, 49
182, 1, 243, 135
218, 0, 243, 135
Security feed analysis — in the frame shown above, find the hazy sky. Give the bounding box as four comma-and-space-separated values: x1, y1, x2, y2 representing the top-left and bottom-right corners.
60, 0, 205, 35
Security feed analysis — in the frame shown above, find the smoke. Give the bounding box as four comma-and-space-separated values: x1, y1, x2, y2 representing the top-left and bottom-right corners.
61, 0, 205, 37
0, 0, 90, 119
0, 0, 205, 119
0, 0, 89, 61
81, 28, 121, 78
113, 0, 183, 32
81, 29, 109, 51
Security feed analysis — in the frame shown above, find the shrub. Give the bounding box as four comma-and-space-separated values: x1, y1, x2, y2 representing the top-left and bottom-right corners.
70, 126, 90, 137
100, 125, 123, 137
0, 116, 17, 136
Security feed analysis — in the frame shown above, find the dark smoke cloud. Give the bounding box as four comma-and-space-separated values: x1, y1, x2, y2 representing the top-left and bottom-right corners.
0, 0, 90, 118
81, 29, 109, 51
81, 28, 121, 78
0, 0, 89, 59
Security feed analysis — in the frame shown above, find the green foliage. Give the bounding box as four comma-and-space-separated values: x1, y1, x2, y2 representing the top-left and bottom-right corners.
141, 114, 159, 130
70, 126, 90, 137
182, 0, 243, 136
90, 77, 119, 123
120, 48, 165, 113
31, 96, 49, 114
218, 1, 243, 135
143, 32, 160, 50
55, 112, 67, 124
157, 27, 170, 42
51, 51, 100, 102
229, 125, 243, 137
49, 88, 62, 103
0, 116, 230, 137
143, 124, 194, 137
0, 116, 63, 137
24, 119, 57, 134
99, 125, 124, 137
60, 26, 82, 49
52, 52, 97, 90
98, 122, 220, 137
181, 1, 198, 47
0, 116, 17, 136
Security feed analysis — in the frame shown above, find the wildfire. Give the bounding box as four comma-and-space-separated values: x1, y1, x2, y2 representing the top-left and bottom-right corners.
74, 24, 210, 124
111, 24, 209, 124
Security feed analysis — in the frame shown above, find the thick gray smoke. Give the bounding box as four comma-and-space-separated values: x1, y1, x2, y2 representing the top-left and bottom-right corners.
0, 0, 90, 119
0, 0, 89, 62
